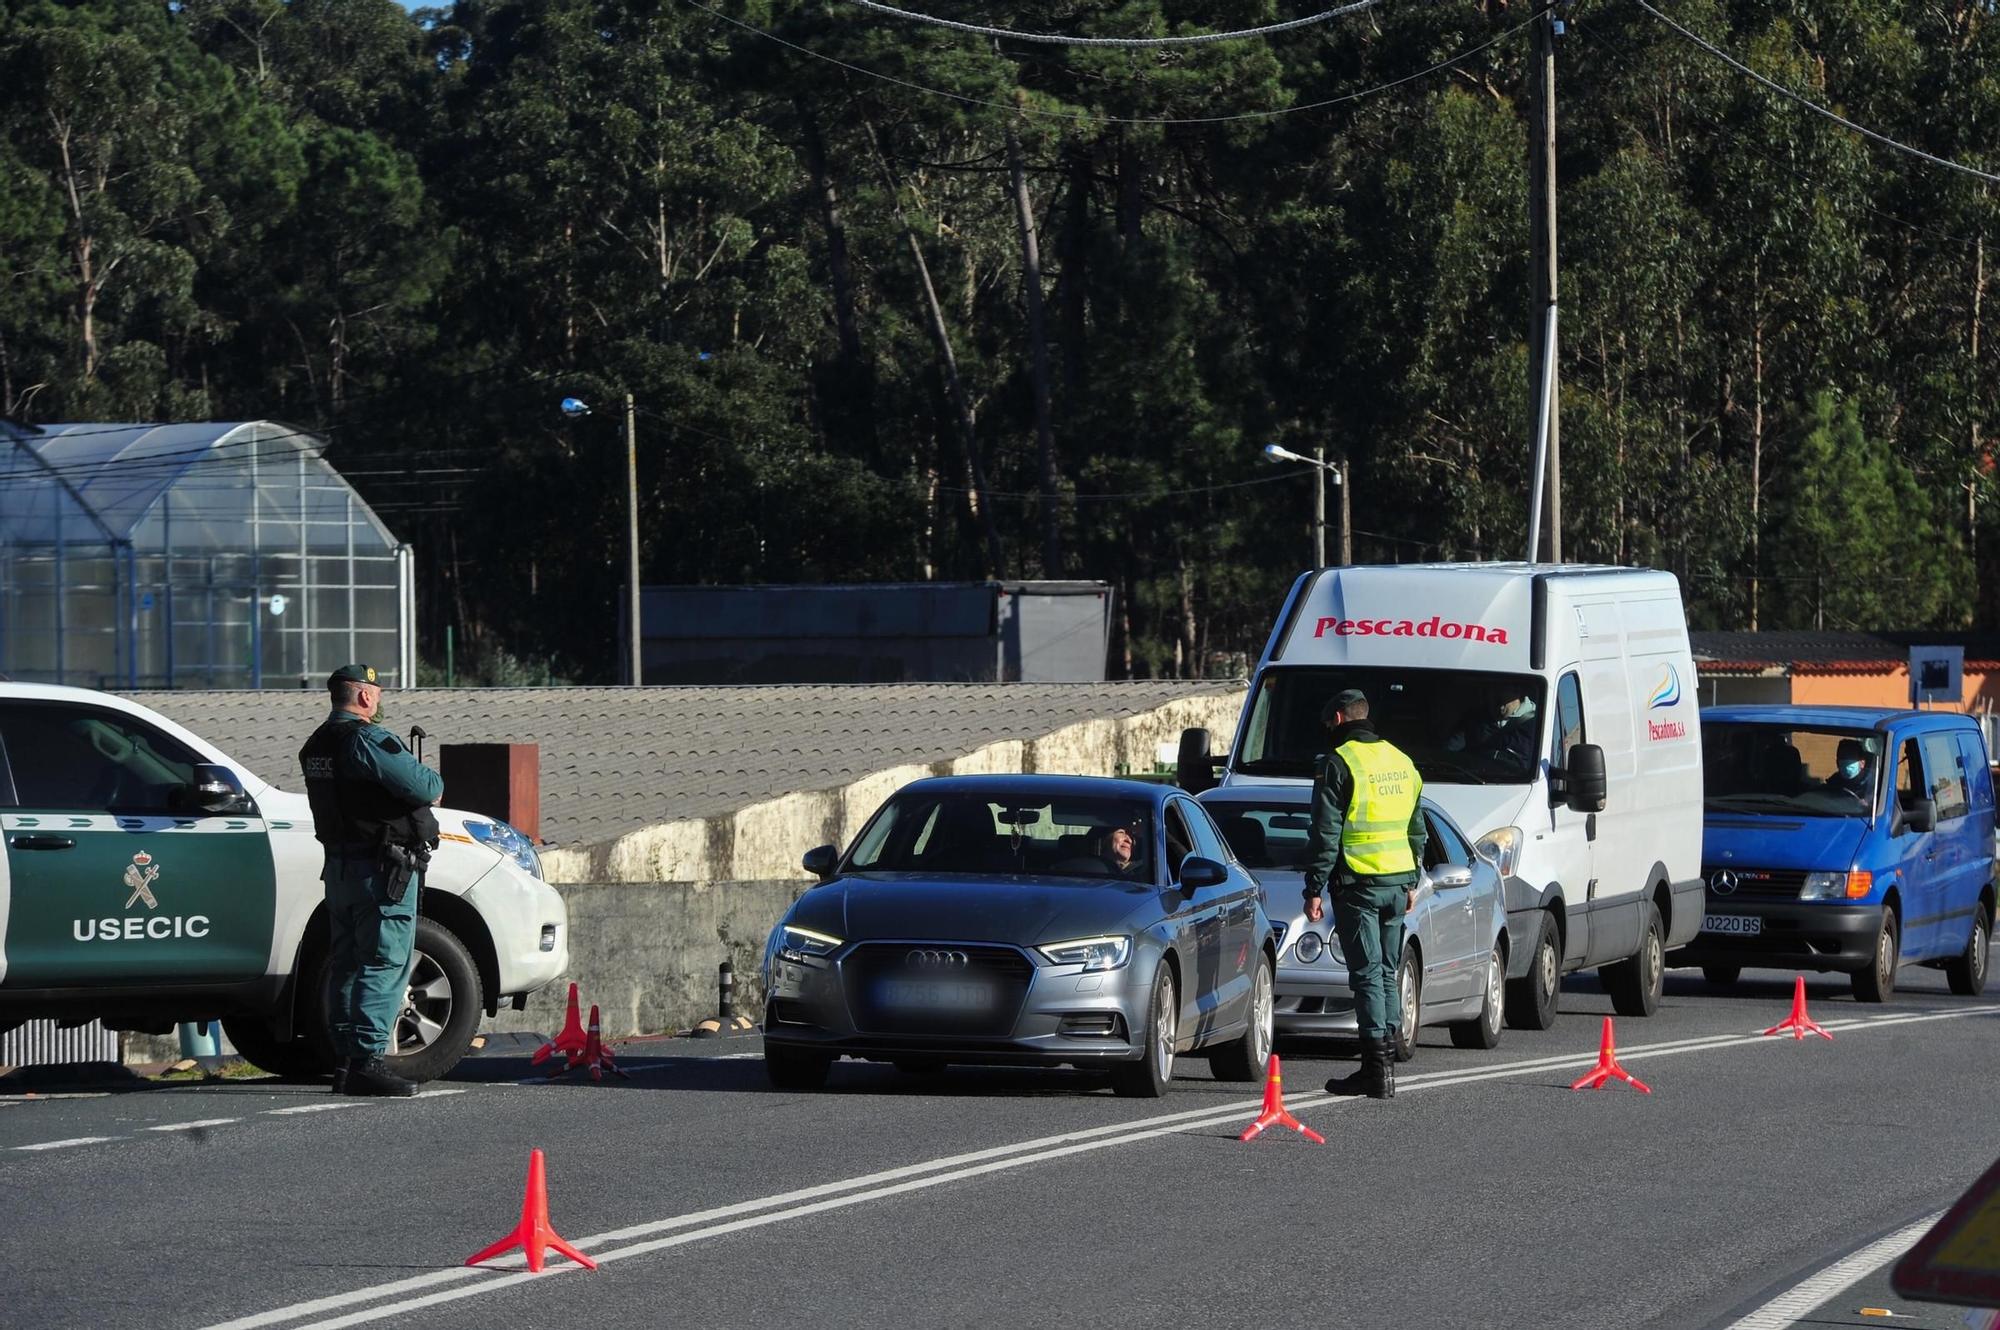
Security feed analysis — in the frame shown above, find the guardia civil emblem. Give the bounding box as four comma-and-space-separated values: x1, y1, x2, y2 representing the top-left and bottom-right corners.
123, 851, 161, 910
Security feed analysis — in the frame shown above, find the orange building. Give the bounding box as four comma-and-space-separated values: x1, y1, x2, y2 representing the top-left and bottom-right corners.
1692, 632, 2000, 719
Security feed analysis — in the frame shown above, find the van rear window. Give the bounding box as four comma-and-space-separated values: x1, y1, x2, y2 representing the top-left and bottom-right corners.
1703, 723, 1882, 818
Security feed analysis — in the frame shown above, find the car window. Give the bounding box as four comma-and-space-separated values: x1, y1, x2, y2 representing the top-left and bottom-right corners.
1179, 798, 1230, 864
0, 703, 201, 813
1205, 801, 1312, 870
847, 791, 1152, 879
1425, 810, 1473, 867
1954, 731, 1994, 816
1163, 803, 1196, 882
1921, 734, 1970, 822
1553, 673, 1585, 766
1896, 739, 1927, 813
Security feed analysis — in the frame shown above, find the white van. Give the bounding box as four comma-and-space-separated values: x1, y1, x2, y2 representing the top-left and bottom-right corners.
0, 683, 570, 1079
1182, 563, 1703, 1028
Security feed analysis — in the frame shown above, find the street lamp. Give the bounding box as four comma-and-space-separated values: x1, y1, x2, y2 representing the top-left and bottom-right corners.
1261, 443, 1349, 568
560, 394, 644, 686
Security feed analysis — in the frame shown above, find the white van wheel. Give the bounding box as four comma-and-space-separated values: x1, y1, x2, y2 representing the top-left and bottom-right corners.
1604, 902, 1664, 1017
1506, 913, 1561, 1031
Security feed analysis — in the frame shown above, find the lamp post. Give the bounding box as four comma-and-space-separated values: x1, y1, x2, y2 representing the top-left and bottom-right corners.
560, 395, 643, 685
1261, 443, 1349, 568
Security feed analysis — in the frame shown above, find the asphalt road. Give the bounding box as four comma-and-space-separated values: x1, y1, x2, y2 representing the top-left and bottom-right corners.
4, 958, 1995, 1330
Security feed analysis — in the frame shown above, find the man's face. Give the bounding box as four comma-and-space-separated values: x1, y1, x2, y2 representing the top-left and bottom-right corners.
1497, 695, 1527, 720
1107, 827, 1134, 865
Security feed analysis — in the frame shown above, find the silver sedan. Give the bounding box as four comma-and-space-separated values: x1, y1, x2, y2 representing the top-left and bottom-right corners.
1196, 786, 1508, 1060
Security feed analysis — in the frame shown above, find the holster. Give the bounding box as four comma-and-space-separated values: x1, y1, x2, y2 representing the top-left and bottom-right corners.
382, 842, 417, 904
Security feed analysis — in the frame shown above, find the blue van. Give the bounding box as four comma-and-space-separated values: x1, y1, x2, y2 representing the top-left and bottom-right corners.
1679, 705, 1995, 1001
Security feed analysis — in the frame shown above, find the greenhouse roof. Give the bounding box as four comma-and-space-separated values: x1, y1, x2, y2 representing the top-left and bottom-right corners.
0, 420, 340, 544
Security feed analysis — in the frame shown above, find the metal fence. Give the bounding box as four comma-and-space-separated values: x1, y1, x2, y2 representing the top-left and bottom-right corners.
1, 1019, 120, 1067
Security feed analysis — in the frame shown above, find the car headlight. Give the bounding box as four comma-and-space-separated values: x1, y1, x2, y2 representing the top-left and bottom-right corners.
1037, 935, 1132, 972
1801, 870, 1872, 900
1294, 930, 1324, 964
465, 819, 541, 879
1474, 826, 1524, 879
779, 924, 843, 959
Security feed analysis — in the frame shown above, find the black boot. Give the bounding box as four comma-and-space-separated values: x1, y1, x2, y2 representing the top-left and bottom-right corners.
1368, 1039, 1396, 1100
329, 1057, 353, 1095
1326, 1039, 1380, 1096
342, 1057, 419, 1097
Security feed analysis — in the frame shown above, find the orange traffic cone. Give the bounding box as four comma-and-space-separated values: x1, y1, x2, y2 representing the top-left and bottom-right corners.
1762, 976, 1833, 1041
1238, 1055, 1326, 1144
531, 983, 588, 1068
464, 1149, 597, 1274
576, 1005, 629, 1081
1569, 1016, 1652, 1093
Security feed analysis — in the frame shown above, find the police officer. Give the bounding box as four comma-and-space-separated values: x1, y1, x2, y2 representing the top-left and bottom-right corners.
1302, 688, 1426, 1100
298, 664, 442, 1097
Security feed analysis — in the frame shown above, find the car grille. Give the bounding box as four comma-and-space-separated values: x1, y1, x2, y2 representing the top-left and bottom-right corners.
842, 943, 1034, 1037
1704, 867, 1808, 901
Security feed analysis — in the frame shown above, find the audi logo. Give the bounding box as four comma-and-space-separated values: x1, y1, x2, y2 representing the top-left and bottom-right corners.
906, 949, 970, 968
1710, 870, 1738, 896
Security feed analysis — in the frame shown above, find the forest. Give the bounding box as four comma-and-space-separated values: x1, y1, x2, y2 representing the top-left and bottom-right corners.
1, 0, 1994, 681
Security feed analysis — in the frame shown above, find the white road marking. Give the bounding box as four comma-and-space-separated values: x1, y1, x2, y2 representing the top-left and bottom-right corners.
15, 1136, 119, 1151
206, 1001, 2000, 1330
411, 1089, 465, 1099
146, 1119, 240, 1132
1722, 1212, 1942, 1330
266, 1103, 364, 1115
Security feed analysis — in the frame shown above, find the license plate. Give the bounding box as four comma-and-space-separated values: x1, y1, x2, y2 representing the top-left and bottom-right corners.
877, 980, 996, 1010
1702, 914, 1762, 936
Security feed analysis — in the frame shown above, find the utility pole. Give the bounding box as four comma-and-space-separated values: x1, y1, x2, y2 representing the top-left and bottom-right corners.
1526, 1, 1562, 564
1313, 444, 1327, 568
625, 391, 643, 686
1338, 455, 1353, 565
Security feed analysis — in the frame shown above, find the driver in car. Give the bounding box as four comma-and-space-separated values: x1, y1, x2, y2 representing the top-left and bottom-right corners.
1098, 825, 1148, 878
1445, 687, 1539, 765
1824, 739, 1876, 800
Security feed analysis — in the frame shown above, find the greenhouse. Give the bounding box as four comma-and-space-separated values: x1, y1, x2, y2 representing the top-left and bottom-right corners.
0, 421, 413, 690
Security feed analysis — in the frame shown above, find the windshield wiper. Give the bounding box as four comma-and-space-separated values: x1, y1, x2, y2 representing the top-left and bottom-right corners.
1706, 795, 1803, 812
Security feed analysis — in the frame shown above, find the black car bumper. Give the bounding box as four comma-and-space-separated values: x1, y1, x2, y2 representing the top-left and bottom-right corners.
1673, 902, 1887, 974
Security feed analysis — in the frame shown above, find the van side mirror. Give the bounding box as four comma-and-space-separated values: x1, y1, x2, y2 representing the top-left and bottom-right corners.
1563, 744, 1608, 813
1177, 728, 1218, 794
1896, 798, 1937, 835
1178, 856, 1227, 893
187, 764, 250, 814
802, 844, 839, 879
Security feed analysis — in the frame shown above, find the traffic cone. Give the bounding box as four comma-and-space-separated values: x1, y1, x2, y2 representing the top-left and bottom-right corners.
1762, 976, 1833, 1041
1569, 1016, 1652, 1093
463, 1149, 598, 1274
530, 983, 588, 1067
1238, 1055, 1326, 1144
577, 1005, 629, 1082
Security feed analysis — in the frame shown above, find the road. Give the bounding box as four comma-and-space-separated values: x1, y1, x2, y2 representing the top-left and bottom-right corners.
4, 959, 1995, 1330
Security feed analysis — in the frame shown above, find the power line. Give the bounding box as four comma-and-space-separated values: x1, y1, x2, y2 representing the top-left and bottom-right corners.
1635, 0, 2000, 186
837, 0, 1380, 48
676, 0, 1537, 127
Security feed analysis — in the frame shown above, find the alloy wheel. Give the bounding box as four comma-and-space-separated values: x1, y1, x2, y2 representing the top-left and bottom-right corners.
1484, 949, 1505, 1038
1154, 976, 1177, 1083
394, 950, 454, 1055
1399, 958, 1419, 1049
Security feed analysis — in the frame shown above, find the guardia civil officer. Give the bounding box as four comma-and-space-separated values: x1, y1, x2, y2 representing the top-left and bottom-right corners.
1301, 688, 1426, 1100
299, 664, 442, 1097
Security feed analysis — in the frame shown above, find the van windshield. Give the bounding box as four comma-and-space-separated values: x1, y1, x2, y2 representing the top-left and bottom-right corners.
1235, 667, 1548, 785
1703, 723, 1882, 818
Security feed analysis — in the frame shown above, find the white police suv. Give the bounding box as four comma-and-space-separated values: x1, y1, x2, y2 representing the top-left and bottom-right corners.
0, 683, 569, 1080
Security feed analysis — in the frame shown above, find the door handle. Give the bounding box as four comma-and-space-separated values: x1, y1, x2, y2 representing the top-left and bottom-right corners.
10, 834, 76, 851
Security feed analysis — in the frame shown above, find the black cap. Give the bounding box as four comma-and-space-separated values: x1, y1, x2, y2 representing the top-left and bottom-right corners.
328, 663, 379, 687
1322, 688, 1367, 725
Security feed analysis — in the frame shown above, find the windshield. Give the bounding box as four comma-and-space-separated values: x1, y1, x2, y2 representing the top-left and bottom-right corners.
1235, 667, 1548, 785
1703, 723, 1883, 818
1202, 801, 1315, 871
846, 792, 1154, 879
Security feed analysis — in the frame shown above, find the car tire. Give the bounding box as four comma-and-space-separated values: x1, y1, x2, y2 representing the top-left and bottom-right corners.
1450, 944, 1506, 1050
1506, 911, 1561, 1031
765, 1043, 833, 1091
1604, 902, 1665, 1018
1700, 964, 1742, 988
1851, 910, 1900, 1003
382, 918, 485, 1084
1113, 963, 1178, 1099
1208, 956, 1274, 1083
1392, 947, 1420, 1063
221, 1012, 330, 1081
1945, 904, 1991, 997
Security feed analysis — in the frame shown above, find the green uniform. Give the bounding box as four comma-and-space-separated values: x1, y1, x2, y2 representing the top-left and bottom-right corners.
1303, 721, 1426, 1043
300, 711, 442, 1059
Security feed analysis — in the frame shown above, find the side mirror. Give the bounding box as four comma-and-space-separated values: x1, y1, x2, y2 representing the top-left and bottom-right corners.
1430, 865, 1475, 891
1897, 799, 1937, 835
188, 763, 249, 814
802, 844, 839, 879
1564, 743, 1608, 813
1177, 727, 1218, 794
1178, 855, 1227, 892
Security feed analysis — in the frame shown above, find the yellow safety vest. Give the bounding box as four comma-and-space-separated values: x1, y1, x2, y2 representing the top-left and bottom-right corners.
1335, 739, 1422, 877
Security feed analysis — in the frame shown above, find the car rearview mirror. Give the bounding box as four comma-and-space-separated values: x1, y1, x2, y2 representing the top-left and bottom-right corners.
802, 844, 839, 879
1430, 865, 1475, 890
188, 764, 249, 814
1563, 743, 1608, 813
1896, 798, 1937, 835
1177, 727, 1220, 794
1178, 855, 1227, 892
